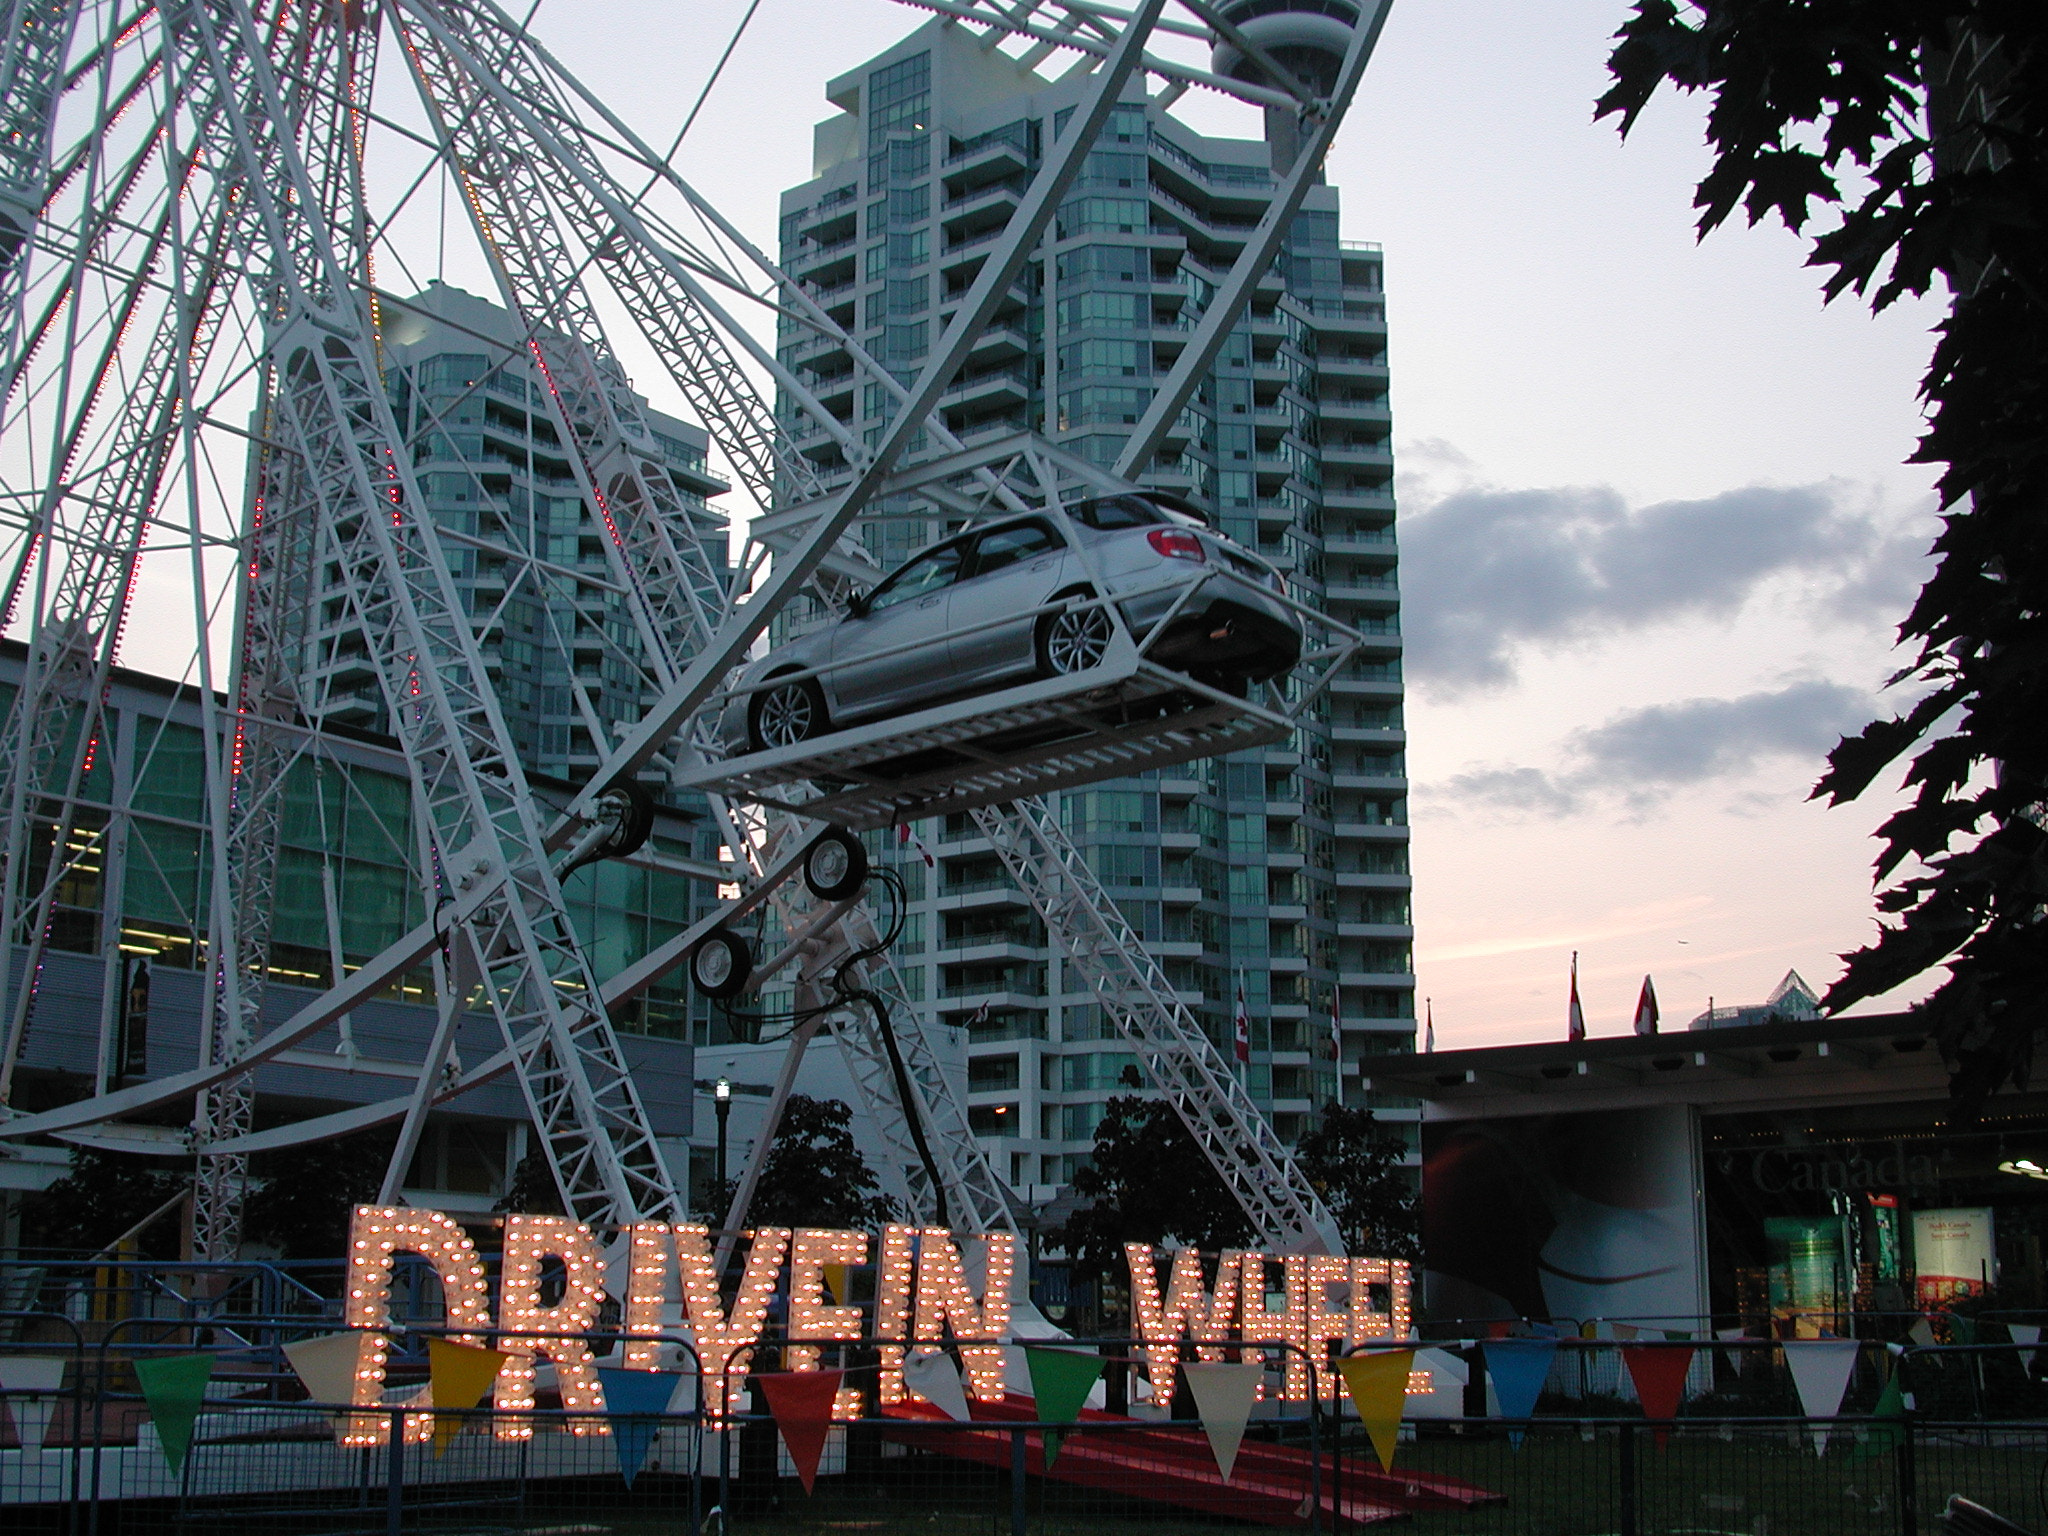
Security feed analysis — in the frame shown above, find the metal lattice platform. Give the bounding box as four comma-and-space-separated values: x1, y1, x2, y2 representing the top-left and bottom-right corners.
678, 657, 1291, 829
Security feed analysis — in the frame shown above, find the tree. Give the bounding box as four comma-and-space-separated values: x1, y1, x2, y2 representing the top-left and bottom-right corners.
1294, 1102, 1420, 1261
1048, 1077, 1254, 1289
1600, 5, 2048, 1117
22, 1147, 191, 1258
241, 1131, 398, 1258
713, 1094, 901, 1231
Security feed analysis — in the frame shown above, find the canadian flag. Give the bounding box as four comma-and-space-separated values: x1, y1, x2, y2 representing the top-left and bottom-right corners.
1633, 975, 1660, 1036
895, 821, 935, 870
1233, 984, 1251, 1067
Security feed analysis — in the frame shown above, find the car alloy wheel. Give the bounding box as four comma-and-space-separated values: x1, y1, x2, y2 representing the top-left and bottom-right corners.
750, 677, 825, 750
803, 828, 869, 901
689, 928, 752, 1000
1041, 603, 1115, 675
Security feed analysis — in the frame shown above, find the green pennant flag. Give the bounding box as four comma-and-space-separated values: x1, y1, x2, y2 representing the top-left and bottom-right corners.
134, 1354, 216, 1475
1851, 1373, 1907, 1462
1025, 1348, 1102, 1469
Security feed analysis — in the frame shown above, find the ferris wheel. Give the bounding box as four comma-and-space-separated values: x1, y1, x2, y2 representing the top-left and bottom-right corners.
0, 0, 1385, 1263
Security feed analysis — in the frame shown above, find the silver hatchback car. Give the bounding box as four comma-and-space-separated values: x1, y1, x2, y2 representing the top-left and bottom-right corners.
718, 492, 1301, 754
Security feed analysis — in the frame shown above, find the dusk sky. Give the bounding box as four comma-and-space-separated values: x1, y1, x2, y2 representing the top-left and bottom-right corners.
531, 0, 1945, 1047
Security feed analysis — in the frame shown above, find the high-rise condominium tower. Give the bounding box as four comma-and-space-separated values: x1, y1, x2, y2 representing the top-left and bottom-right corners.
306, 281, 732, 790
773, 19, 1414, 1199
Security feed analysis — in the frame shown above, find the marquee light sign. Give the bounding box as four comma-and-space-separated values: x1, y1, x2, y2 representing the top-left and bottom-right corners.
1125, 1244, 1424, 1403
341, 1206, 1418, 1442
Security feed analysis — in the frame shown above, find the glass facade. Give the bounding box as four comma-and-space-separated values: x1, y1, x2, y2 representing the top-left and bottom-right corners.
10, 284, 735, 1044
775, 25, 1415, 1198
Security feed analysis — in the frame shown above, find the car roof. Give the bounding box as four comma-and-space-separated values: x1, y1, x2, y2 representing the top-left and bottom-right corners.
881, 491, 1213, 578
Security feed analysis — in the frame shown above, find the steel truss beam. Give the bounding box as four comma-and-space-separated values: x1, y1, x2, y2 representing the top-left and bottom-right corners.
971, 794, 1340, 1251
157, 0, 681, 1234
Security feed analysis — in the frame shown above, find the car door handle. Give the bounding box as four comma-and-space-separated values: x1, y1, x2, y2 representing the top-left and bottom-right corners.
918, 595, 941, 608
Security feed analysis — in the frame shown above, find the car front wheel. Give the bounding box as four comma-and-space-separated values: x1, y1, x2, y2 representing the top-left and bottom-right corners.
1038, 601, 1115, 676
749, 676, 828, 750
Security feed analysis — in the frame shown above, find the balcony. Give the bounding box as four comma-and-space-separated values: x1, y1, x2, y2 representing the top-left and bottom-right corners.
940, 365, 1032, 412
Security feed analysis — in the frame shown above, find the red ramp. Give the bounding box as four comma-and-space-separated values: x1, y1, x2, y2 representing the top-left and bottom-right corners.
878, 1394, 1500, 1528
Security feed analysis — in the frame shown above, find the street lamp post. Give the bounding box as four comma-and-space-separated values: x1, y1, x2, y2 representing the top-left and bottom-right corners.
714, 1076, 731, 1199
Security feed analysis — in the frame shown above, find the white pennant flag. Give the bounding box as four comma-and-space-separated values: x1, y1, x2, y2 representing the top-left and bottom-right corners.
0, 1357, 66, 1451
1183, 1361, 1263, 1483
286, 1333, 374, 1406
1784, 1339, 1860, 1455
2009, 1323, 2040, 1370
903, 1349, 971, 1422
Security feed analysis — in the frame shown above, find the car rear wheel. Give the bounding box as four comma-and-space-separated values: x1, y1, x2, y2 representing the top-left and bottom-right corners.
1038, 600, 1115, 676
749, 676, 828, 750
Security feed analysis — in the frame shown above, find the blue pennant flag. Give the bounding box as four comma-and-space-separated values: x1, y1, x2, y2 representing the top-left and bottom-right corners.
598, 1368, 681, 1487
1482, 1338, 1557, 1447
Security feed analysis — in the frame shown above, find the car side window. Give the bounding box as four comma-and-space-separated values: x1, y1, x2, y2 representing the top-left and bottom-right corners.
968, 520, 1061, 578
866, 544, 962, 611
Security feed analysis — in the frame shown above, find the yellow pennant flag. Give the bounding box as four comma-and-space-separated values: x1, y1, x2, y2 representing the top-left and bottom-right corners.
1337, 1350, 1414, 1473
823, 1264, 849, 1308
426, 1339, 507, 1456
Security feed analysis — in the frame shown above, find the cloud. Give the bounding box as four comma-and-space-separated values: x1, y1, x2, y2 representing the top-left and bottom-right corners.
1399, 481, 1921, 692
1437, 680, 1873, 819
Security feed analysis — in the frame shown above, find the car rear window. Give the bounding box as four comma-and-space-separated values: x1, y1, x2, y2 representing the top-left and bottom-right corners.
1072, 495, 1165, 531
970, 520, 1061, 575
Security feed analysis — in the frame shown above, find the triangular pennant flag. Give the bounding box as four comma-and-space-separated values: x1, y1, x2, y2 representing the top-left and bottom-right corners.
425, 1338, 507, 1456
0, 1357, 66, 1452
756, 1370, 843, 1494
1611, 1322, 1639, 1342
902, 1350, 971, 1422
1025, 1348, 1103, 1468
597, 1368, 680, 1488
285, 1333, 371, 1406
1851, 1372, 1907, 1461
1621, 1344, 1694, 1445
1950, 1314, 1978, 1346
1784, 1339, 1859, 1455
1183, 1361, 1262, 1482
823, 1264, 849, 1308
2009, 1322, 2040, 1369
1337, 1350, 1413, 1472
1481, 1338, 1554, 1446
1908, 1317, 1936, 1348
134, 1354, 215, 1475
284, 1333, 380, 1446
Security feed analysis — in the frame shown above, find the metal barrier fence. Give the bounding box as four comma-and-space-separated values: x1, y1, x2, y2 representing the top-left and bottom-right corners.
7, 1324, 2048, 1534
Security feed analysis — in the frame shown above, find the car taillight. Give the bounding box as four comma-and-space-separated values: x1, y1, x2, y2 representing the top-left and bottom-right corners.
1146, 528, 1206, 562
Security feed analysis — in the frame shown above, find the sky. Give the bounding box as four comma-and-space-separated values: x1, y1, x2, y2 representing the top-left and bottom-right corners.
80, 0, 1938, 1052
519, 0, 1944, 1049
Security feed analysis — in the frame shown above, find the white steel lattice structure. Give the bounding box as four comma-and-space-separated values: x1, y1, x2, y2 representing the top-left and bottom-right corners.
0, 0, 1384, 1260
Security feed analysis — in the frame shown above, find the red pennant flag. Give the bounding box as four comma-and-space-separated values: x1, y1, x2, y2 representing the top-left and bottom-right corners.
1567, 952, 1586, 1041
755, 1370, 843, 1494
1621, 1344, 1694, 1445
